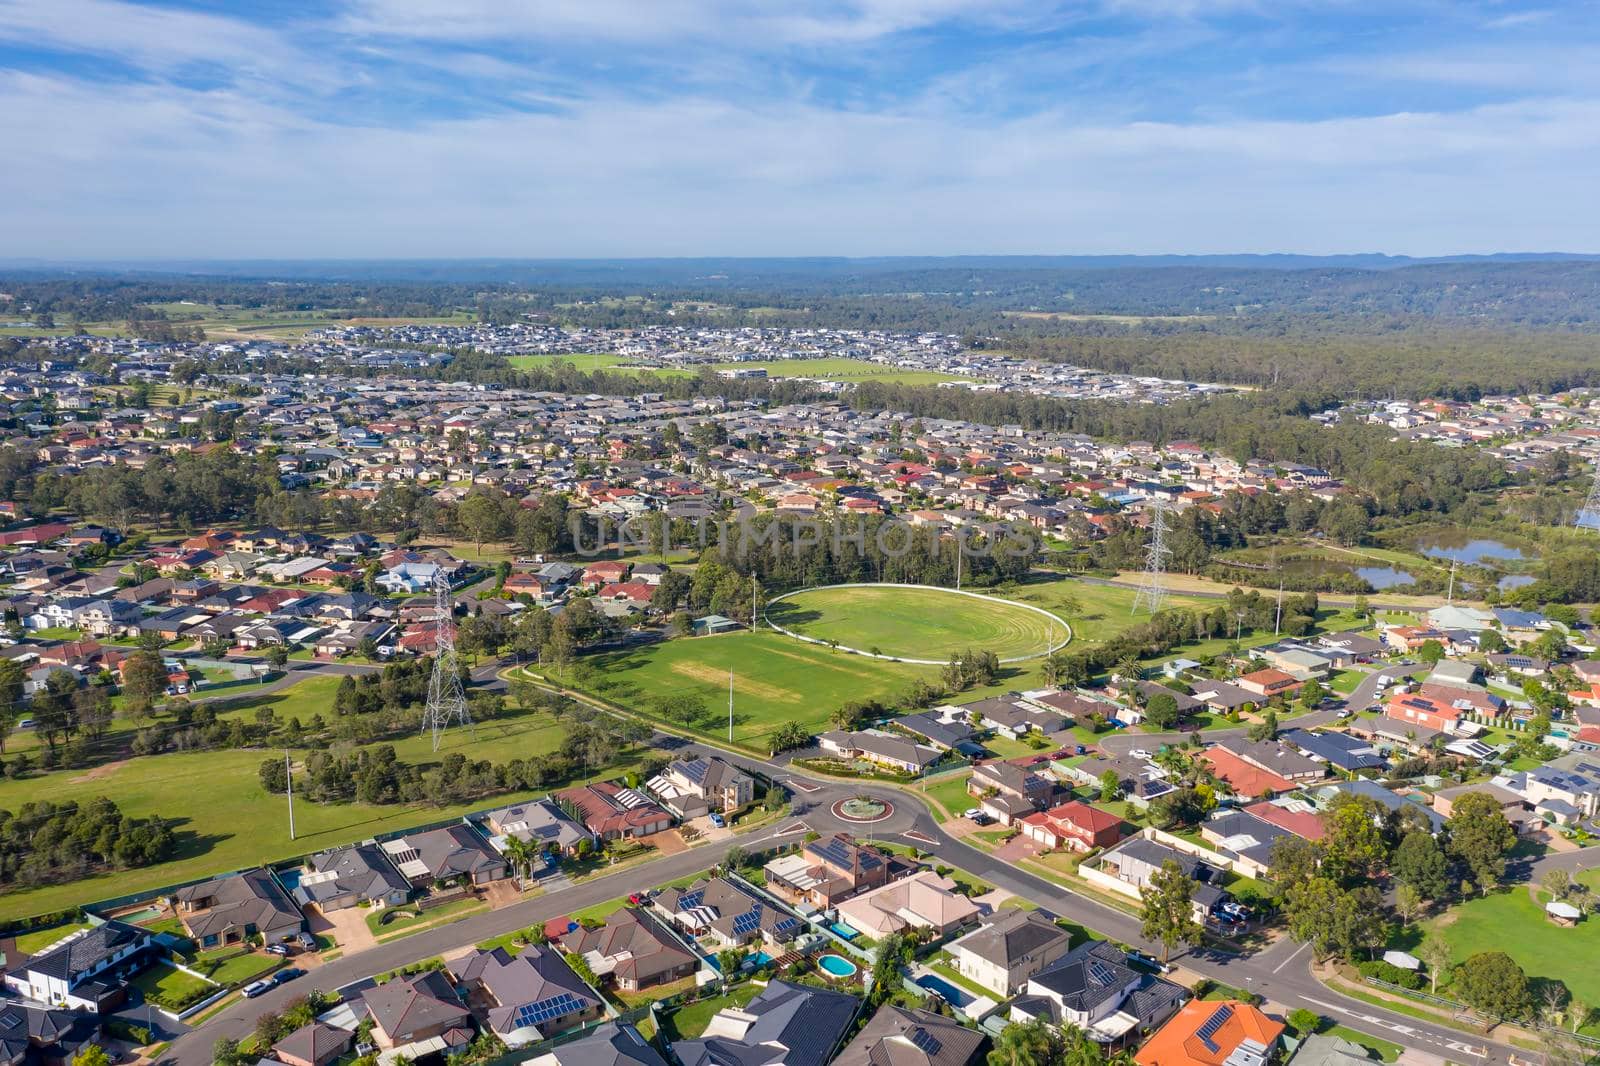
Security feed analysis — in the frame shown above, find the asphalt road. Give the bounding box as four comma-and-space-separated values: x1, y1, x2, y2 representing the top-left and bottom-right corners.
159, 667, 1581, 1066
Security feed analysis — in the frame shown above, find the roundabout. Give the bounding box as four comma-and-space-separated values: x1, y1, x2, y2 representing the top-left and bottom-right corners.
764, 582, 1070, 664
831, 795, 896, 823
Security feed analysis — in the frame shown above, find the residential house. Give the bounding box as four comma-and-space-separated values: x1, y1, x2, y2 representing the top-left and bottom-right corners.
945, 910, 1075, 997
959, 694, 1069, 738
1096, 835, 1229, 920
649, 756, 755, 818
835, 869, 981, 939
359, 969, 474, 1051
1280, 729, 1386, 774
1053, 754, 1176, 810
1019, 800, 1126, 853
2, 920, 155, 1012
763, 834, 902, 909
523, 1023, 667, 1066
1491, 753, 1600, 823
1134, 999, 1284, 1066
271, 1024, 355, 1066
451, 945, 604, 1047
1234, 669, 1303, 700
817, 730, 941, 774
672, 979, 860, 1066
831, 1006, 987, 1066
482, 800, 595, 858
1011, 939, 1188, 1045
380, 824, 508, 886
656, 876, 803, 949
1197, 810, 1300, 879
0, 1002, 102, 1066
174, 867, 304, 948
554, 782, 673, 841
561, 907, 699, 993
969, 761, 1056, 825
293, 844, 411, 912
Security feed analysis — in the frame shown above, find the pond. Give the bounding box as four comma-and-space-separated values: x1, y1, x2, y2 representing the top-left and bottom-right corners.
1415, 534, 1526, 565
1355, 566, 1412, 590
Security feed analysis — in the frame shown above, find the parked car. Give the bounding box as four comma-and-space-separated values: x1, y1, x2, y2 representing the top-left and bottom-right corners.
273, 968, 305, 986
242, 980, 273, 999
266, 944, 289, 957
709, 812, 725, 829
1129, 748, 1152, 759
628, 893, 646, 905
294, 932, 317, 951
962, 808, 982, 820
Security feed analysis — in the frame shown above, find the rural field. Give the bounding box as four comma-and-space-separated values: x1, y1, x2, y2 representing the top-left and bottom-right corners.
0, 683, 641, 922
505, 353, 685, 374
766, 584, 1068, 661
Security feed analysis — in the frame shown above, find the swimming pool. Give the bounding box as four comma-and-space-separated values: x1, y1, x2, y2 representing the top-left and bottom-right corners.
750, 951, 774, 967
829, 921, 860, 940
817, 954, 858, 978
914, 973, 973, 1008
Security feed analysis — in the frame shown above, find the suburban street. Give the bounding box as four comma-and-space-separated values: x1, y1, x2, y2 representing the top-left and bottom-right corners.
160, 726, 1559, 1066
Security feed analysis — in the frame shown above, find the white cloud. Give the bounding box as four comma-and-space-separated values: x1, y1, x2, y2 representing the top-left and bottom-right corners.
1, 68, 1596, 257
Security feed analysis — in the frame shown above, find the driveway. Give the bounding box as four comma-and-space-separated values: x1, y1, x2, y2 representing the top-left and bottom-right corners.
310, 904, 377, 956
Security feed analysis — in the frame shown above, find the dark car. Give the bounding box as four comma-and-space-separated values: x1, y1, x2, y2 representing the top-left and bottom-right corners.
273, 968, 305, 985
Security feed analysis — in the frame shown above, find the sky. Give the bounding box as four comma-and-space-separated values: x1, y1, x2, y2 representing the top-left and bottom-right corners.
0, 0, 1596, 258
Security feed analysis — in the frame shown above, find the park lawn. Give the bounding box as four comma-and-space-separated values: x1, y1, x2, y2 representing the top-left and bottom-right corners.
662, 982, 763, 1041
10, 922, 92, 955
920, 772, 974, 820
1323, 1024, 1404, 1062
556, 631, 936, 753
997, 577, 1206, 647
0, 699, 640, 922
505, 353, 666, 373
768, 585, 1068, 662
130, 962, 213, 1008
1422, 871, 1600, 1004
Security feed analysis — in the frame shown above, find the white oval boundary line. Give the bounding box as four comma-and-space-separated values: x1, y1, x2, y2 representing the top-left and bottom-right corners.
763, 582, 1072, 665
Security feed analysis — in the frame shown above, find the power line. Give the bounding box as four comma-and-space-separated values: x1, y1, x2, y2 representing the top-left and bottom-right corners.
1577, 462, 1600, 532
1131, 495, 1172, 616
420, 569, 471, 752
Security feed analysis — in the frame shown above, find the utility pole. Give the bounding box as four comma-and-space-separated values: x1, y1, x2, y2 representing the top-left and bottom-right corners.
955, 532, 963, 591
1447, 559, 1457, 605
728, 669, 734, 743
285, 749, 295, 841
1275, 579, 1283, 637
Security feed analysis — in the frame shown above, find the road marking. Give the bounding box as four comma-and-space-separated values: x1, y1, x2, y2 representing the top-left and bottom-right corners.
1272, 941, 1310, 974
787, 778, 822, 793
775, 819, 810, 836
1300, 995, 1488, 1059
901, 829, 940, 846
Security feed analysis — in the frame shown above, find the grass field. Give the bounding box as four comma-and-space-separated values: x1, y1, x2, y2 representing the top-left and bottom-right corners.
129, 962, 214, 1008
706, 357, 970, 385
556, 631, 936, 752
1418, 872, 1600, 1005
767, 585, 1068, 662
505, 353, 684, 374
0, 685, 644, 921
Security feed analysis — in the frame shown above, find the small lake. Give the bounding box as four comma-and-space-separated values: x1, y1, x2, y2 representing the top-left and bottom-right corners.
1355, 566, 1413, 590
1498, 574, 1536, 590
1415, 535, 1526, 565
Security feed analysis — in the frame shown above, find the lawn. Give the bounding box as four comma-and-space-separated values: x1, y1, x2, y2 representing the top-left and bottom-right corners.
919, 771, 974, 820
505, 353, 684, 375
195, 951, 280, 986
660, 982, 763, 1042
996, 576, 1206, 649
129, 962, 214, 1009
0, 687, 644, 922
552, 630, 936, 753
10, 922, 92, 955
1420, 871, 1600, 1005
367, 897, 488, 940
767, 584, 1068, 662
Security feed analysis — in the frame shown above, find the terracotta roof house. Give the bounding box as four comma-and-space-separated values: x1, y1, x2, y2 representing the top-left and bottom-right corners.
1135, 999, 1284, 1066
1019, 800, 1126, 853
554, 782, 673, 841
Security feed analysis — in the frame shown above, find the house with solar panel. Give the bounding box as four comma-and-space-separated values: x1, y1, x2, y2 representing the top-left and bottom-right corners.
1010, 939, 1188, 1045
762, 834, 904, 909
379, 824, 507, 888
450, 945, 604, 1048
1134, 999, 1284, 1066
560, 907, 701, 993
648, 756, 756, 818
654, 876, 803, 950
672, 978, 861, 1066
831, 1005, 988, 1066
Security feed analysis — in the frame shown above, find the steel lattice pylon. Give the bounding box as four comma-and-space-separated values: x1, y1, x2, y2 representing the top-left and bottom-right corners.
1577, 463, 1600, 532
1131, 495, 1172, 615
421, 569, 471, 752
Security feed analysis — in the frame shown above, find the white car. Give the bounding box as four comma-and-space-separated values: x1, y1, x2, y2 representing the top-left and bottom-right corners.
1129, 748, 1152, 760
962, 808, 982, 820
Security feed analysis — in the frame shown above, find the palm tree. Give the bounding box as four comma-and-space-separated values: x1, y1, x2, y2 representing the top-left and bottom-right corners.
501, 837, 535, 885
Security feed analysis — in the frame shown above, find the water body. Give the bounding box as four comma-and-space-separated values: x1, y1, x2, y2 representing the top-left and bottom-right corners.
1498, 574, 1537, 590
1416, 534, 1526, 565
1355, 566, 1412, 590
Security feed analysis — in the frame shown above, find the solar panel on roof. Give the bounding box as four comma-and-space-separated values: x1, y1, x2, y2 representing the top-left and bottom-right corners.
908, 1027, 942, 1055
732, 909, 763, 936
679, 890, 705, 910
515, 992, 584, 1028
1087, 959, 1118, 987
1196, 1005, 1233, 1053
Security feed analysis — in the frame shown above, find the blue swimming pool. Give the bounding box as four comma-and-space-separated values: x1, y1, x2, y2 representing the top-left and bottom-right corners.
829, 921, 860, 940
915, 973, 974, 1008
818, 954, 858, 978
750, 951, 773, 967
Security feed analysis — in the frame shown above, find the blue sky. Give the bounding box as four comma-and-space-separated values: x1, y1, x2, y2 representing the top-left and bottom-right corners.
0, 0, 1596, 257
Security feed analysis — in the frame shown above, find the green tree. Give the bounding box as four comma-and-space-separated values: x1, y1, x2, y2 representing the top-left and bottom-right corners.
458, 493, 508, 553
1141, 859, 1203, 963
1144, 692, 1181, 730
1321, 798, 1389, 884
121, 649, 168, 704
1392, 829, 1451, 901
987, 1019, 1064, 1066
1417, 639, 1445, 665
1268, 835, 1322, 892
1454, 951, 1531, 1023
73, 1044, 112, 1066
1099, 769, 1123, 803
1285, 877, 1388, 962
1299, 677, 1325, 709
1447, 791, 1516, 894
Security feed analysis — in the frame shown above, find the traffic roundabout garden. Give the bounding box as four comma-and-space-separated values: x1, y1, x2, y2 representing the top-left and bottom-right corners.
764, 582, 1070, 664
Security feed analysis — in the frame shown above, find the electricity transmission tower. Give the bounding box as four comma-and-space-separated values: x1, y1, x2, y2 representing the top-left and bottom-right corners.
421, 569, 471, 752
1131, 496, 1172, 615
1577, 463, 1600, 532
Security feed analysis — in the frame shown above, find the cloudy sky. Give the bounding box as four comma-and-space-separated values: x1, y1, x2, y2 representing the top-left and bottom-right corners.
0, 0, 1595, 258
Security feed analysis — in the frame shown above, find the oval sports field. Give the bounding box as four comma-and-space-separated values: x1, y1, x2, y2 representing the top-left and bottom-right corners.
764, 583, 1070, 664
